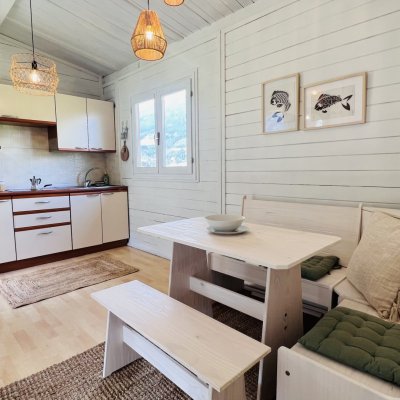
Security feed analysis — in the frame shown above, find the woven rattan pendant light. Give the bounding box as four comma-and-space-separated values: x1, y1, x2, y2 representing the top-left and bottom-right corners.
164, 0, 184, 6
131, 0, 167, 61
10, 0, 59, 95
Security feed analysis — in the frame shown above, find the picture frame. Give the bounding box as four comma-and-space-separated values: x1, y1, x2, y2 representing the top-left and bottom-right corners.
303, 72, 367, 130
262, 73, 299, 134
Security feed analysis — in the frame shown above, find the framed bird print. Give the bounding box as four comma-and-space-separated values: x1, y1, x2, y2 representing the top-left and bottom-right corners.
304, 72, 367, 130
262, 73, 299, 133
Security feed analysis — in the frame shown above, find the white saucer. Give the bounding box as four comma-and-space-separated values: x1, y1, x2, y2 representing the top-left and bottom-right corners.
207, 225, 248, 235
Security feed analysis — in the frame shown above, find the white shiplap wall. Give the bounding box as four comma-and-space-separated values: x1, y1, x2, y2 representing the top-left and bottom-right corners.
104, 32, 221, 258
105, 0, 400, 257
223, 0, 400, 213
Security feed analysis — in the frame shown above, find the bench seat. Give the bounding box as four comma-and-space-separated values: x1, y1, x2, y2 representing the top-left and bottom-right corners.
278, 300, 400, 400
92, 280, 270, 400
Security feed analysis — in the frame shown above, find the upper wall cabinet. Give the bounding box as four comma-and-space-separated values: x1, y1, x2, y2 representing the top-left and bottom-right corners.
87, 99, 116, 152
0, 84, 56, 124
53, 94, 88, 151
49, 94, 116, 153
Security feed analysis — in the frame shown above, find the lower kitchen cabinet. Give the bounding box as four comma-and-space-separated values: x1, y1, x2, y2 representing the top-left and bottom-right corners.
101, 192, 129, 243
70, 193, 103, 249
15, 225, 72, 260
0, 198, 16, 263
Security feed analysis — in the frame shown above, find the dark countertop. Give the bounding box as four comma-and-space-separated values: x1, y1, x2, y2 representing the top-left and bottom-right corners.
0, 185, 128, 198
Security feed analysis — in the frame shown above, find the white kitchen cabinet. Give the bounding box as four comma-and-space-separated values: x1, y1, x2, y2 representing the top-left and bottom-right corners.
53, 94, 88, 151
15, 225, 72, 260
87, 98, 116, 151
70, 194, 103, 249
0, 84, 56, 123
0, 199, 16, 264
101, 192, 129, 243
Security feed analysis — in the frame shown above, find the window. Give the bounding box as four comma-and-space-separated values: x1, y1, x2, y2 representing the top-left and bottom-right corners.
132, 78, 195, 178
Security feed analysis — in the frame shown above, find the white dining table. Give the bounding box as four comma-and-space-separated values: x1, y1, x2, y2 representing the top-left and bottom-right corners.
138, 217, 340, 400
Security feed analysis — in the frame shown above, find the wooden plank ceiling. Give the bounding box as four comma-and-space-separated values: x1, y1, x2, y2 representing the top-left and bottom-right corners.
0, 0, 257, 76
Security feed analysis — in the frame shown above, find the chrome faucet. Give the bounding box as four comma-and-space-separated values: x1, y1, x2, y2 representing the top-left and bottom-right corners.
84, 167, 102, 187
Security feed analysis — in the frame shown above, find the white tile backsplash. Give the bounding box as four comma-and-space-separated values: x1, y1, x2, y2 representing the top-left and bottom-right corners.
0, 125, 107, 189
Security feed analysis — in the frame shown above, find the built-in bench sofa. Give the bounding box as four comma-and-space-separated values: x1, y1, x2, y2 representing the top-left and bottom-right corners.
276, 205, 400, 400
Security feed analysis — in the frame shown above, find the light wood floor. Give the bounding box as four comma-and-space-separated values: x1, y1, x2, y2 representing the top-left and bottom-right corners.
0, 246, 170, 388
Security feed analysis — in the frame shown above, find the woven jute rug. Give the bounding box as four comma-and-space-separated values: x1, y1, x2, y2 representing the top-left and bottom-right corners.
0, 255, 139, 308
0, 304, 261, 400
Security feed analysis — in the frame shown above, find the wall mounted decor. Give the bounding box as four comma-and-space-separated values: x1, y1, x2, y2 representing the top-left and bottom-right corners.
262, 73, 299, 134
120, 121, 130, 161
303, 72, 367, 130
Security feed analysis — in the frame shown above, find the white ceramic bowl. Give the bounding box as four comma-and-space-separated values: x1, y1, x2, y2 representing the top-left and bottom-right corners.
205, 214, 245, 232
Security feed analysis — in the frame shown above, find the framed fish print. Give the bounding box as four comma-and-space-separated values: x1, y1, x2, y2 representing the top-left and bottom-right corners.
304, 72, 367, 130
262, 73, 299, 133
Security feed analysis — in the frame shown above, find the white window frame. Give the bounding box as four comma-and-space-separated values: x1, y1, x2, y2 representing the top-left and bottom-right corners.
131, 74, 197, 181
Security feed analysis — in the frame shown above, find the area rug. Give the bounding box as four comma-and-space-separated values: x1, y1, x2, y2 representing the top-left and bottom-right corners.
0, 304, 261, 400
0, 255, 139, 308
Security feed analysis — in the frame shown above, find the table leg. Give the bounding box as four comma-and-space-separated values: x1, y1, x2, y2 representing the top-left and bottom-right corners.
257, 265, 303, 400
169, 242, 213, 316
103, 311, 140, 377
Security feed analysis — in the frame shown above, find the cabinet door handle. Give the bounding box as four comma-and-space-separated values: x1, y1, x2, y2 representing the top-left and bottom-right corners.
75, 147, 87, 150
86, 194, 100, 197
38, 231, 53, 235
37, 216, 52, 220
35, 201, 50, 204
90, 147, 103, 151
102, 193, 114, 196
0, 200, 10, 203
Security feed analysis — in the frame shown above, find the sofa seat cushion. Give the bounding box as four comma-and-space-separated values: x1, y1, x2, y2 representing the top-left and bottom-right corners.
301, 256, 340, 281
299, 306, 400, 386
334, 278, 369, 305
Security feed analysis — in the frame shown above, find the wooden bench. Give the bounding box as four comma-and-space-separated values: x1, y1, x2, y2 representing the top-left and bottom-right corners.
210, 196, 361, 316
92, 280, 270, 400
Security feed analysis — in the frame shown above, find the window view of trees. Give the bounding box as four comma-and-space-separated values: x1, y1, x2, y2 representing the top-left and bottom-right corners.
163, 89, 187, 167
137, 99, 156, 168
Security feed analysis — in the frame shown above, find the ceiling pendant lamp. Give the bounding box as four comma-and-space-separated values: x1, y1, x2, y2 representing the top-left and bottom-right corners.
131, 0, 167, 61
164, 0, 184, 6
10, 0, 59, 95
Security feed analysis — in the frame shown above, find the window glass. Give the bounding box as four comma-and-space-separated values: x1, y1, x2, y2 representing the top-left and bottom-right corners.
137, 99, 156, 168
162, 89, 187, 168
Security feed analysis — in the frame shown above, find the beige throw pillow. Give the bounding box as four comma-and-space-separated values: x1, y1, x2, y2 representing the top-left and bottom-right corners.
347, 212, 400, 321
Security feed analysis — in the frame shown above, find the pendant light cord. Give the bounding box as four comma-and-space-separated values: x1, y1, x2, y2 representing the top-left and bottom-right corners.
147, 0, 150, 10
30, 0, 35, 60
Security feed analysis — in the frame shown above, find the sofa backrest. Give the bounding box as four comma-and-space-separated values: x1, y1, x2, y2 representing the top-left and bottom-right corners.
242, 195, 362, 267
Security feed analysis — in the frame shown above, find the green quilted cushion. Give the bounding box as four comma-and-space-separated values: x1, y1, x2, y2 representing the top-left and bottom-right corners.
299, 307, 400, 385
301, 255, 339, 281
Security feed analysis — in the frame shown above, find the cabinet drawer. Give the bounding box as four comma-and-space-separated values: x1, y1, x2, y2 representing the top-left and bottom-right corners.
13, 196, 70, 212
15, 225, 72, 260
14, 210, 71, 229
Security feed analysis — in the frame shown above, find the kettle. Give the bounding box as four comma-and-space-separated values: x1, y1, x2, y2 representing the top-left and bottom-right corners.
30, 176, 41, 190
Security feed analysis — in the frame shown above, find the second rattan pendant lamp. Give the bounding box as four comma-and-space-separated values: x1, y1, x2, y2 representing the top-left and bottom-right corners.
131, 0, 167, 61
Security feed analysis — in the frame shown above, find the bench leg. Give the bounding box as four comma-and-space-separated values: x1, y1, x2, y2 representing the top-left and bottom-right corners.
210, 375, 246, 400
257, 265, 303, 400
103, 311, 140, 378
169, 242, 213, 316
